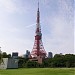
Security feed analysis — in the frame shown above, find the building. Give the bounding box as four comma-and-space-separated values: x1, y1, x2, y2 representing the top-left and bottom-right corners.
0, 58, 18, 69
29, 56, 43, 64
26, 50, 30, 58
23, 50, 30, 58
30, 2, 46, 64
12, 52, 18, 59
59, 53, 63, 55
48, 52, 53, 58
0, 52, 18, 69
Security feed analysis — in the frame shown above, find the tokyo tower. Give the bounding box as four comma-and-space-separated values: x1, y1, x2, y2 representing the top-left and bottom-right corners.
31, 2, 46, 58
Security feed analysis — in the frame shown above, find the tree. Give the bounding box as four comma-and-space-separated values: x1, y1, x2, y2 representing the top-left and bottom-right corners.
64, 54, 75, 67
0, 53, 3, 64
18, 57, 29, 68
2, 52, 7, 58
25, 61, 39, 68
7, 54, 11, 58
0, 53, 1, 64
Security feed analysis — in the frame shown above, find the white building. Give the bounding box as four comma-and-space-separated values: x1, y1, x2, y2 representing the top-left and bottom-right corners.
0, 58, 18, 69
0, 52, 18, 69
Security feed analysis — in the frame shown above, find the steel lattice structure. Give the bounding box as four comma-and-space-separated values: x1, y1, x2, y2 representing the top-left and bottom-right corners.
31, 2, 46, 58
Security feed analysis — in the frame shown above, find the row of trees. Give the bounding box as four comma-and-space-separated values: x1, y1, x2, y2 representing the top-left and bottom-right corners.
0, 52, 11, 58
18, 54, 75, 68
0, 52, 75, 68
43, 54, 75, 68
0, 52, 11, 64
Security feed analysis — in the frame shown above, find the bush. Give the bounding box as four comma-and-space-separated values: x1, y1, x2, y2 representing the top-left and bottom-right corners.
25, 61, 39, 68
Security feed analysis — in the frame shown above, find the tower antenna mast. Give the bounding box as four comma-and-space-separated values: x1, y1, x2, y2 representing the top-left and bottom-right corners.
38, 0, 39, 9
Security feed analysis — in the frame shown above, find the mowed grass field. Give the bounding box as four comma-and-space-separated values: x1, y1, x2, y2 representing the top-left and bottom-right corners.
0, 68, 75, 75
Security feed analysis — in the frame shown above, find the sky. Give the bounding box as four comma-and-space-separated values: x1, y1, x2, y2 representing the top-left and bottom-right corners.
0, 0, 74, 56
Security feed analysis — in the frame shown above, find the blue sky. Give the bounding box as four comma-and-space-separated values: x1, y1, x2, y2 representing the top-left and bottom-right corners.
0, 0, 74, 55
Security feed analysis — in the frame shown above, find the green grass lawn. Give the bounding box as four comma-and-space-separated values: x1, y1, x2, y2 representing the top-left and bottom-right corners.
0, 68, 75, 75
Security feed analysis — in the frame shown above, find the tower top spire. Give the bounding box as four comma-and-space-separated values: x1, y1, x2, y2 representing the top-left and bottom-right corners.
38, 0, 39, 8
36, 0, 40, 30
38, 0, 39, 11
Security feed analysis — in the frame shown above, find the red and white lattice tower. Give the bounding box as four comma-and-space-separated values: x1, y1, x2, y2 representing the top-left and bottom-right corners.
31, 2, 46, 58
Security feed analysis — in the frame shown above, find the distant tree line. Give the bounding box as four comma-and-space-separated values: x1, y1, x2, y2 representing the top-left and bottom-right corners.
0, 52, 11, 58
0, 52, 75, 68
18, 54, 75, 68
